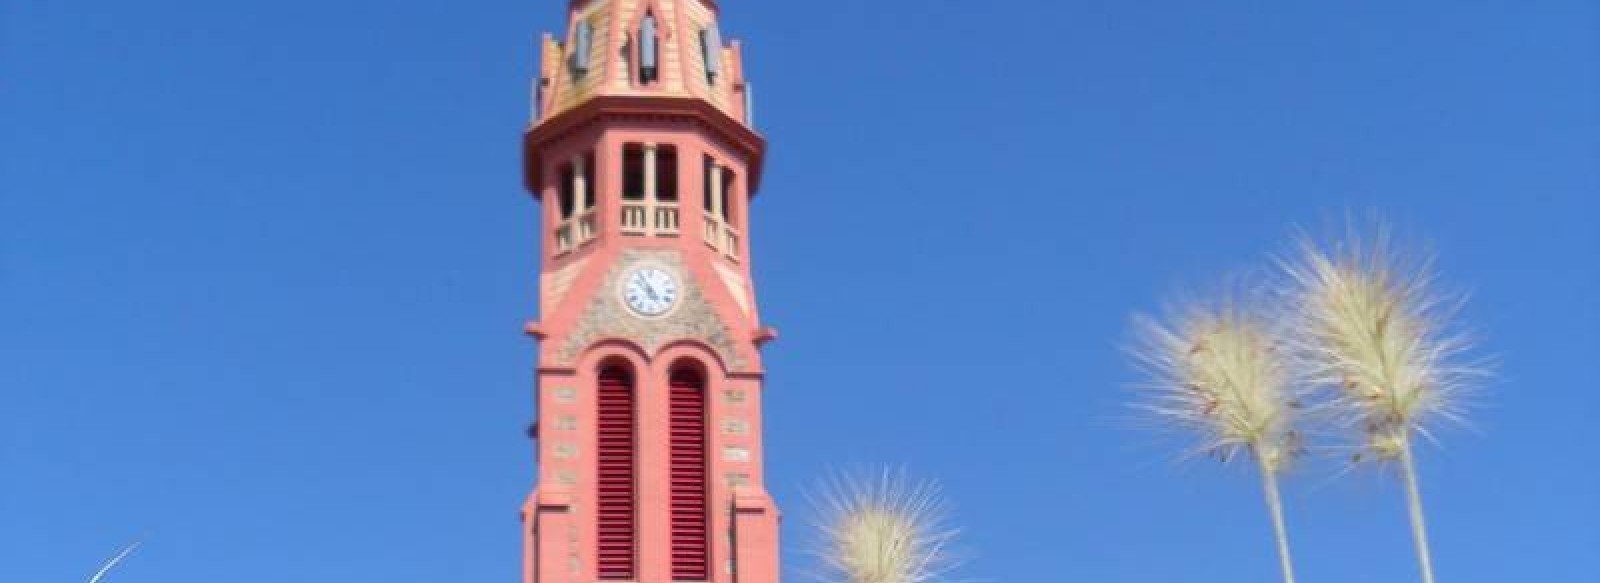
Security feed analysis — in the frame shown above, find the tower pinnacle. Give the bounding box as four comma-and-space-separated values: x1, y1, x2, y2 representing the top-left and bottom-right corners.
536, 0, 752, 127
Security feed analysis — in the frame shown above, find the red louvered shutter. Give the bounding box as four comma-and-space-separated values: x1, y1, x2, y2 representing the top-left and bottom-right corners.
597, 368, 636, 581
669, 370, 710, 581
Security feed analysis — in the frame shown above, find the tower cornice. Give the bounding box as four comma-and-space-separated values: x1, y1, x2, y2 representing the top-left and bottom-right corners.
523, 94, 766, 198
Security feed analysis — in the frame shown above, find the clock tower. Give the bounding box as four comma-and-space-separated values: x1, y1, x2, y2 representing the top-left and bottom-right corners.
518, 2, 778, 583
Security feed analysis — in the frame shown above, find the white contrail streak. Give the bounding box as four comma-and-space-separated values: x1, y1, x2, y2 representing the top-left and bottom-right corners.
87, 539, 142, 583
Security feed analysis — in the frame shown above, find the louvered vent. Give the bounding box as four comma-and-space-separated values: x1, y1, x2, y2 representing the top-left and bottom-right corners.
641, 13, 659, 74
570, 20, 593, 76
597, 367, 637, 581
701, 25, 722, 83
669, 369, 710, 581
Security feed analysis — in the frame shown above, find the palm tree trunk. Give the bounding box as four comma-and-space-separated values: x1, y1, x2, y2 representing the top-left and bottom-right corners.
1256, 455, 1297, 583
1399, 438, 1437, 583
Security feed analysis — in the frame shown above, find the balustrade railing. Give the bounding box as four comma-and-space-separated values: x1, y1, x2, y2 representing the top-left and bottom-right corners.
701, 212, 740, 260
577, 210, 596, 242
703, 212, 720, 248
723, 225, 741, 260
554, 209, 598, 256
555, 222, 574, 254
556, 202, 702, 257
622, 201, 680, 236
654, 204, 680, 234
621, 202, 648, 234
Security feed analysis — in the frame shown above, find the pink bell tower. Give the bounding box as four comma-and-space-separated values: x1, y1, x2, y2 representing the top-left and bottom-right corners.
518, 2, 778, 583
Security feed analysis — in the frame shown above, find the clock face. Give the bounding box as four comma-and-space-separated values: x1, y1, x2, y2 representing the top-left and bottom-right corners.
621, 266, 680, 317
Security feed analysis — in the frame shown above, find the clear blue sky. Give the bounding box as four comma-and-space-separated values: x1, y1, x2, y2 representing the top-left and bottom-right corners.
3, 1, 1596, 581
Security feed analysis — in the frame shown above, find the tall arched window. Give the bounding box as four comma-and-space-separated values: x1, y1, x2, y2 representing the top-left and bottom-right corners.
668, 365, 710, 581
596, 365, 637, 580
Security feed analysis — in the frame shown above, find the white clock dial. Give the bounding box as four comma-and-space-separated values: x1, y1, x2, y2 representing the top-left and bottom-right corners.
621, 266, 680, 317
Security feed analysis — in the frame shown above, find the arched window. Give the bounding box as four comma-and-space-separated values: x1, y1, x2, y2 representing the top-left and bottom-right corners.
668, 365, 710, 581
596, 364, 637, 581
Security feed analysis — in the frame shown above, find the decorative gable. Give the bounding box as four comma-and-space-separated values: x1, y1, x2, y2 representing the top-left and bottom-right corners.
557, 249, 745, 369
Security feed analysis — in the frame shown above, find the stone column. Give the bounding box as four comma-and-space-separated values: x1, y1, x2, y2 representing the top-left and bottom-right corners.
572, 154, 591, 241
644, 143, 658, 234
708, 161, 724, 251
573, 155, 589, 213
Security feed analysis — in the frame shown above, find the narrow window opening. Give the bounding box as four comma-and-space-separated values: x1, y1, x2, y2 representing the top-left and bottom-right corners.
582, 151, 597, 211
702, 156, 716, 213
719, 167, 735, 225
622, 144, 646, 201
558, 164, 576, 219
657, 146, 679, 202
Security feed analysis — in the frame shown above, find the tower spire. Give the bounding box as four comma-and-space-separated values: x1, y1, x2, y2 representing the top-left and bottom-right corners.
535, 0, 752, 128
526, 0, 764, 203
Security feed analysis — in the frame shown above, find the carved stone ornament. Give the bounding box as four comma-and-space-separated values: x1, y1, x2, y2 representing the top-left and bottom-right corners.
557, 249, 744, 369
